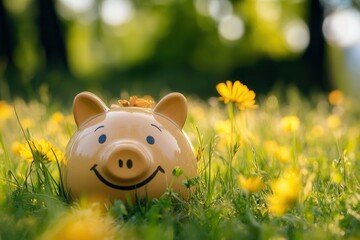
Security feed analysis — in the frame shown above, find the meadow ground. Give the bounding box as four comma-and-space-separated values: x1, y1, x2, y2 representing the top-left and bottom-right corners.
0, 82, 359, 239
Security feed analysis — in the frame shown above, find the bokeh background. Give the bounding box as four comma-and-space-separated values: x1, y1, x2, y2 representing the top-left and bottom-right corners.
1, 0, 360, 102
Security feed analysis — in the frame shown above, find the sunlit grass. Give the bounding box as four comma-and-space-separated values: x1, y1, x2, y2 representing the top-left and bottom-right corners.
0, 84, 360, 239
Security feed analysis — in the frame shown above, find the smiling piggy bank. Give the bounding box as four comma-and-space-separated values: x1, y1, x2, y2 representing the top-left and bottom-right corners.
63, 92, 197, 204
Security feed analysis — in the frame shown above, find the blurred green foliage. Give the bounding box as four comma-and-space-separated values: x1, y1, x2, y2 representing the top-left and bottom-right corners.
1, 0, 327, 102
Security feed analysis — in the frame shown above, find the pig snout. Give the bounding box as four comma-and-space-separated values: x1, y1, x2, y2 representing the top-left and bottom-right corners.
100, 142, 152, 181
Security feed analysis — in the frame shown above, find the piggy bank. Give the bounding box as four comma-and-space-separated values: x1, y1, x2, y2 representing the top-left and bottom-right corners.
63, 91, 197, 204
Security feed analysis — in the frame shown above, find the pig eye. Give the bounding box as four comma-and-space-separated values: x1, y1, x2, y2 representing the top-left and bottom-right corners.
146, 136, 155, 144
98, 134, 107, 144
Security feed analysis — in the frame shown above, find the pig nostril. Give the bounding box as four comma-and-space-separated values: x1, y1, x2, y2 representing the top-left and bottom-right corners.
118, 159, 133, 169
126, 159, 133, 169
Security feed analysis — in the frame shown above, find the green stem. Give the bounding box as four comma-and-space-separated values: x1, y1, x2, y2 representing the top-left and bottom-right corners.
0, 131, 12, 177
227, 102, 235, 191
292, 131, 297, 168
207, 140, 212, 206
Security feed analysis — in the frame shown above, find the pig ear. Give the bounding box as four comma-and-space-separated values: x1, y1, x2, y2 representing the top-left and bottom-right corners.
153, 92, 188, 128
73, 92, 109, 127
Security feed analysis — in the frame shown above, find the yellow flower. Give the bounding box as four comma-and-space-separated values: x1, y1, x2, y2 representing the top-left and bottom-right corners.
239, 175, 264, 193
267, 194, 290, 216
331, 171, 342, 184
46, 113, 65, 136
264, 140, 278, 155
265, 141, 291, 163
0, 101, 13, 120
214, 119, 231, 134
18, 139, 64, 163
271, 172, 300, 200
280, 115, 300, 133
327, 114, 341, 129
309, 125, 324, 138
0, 101, 13, 130
216, 80, 258, 110
38, 207, 117, 240
11, 141, 22, 155
118, 96, 154, 108
46, 120, 61, 136
328, 90, 344, 106
267, 169, 301, 216
274, 146, 291, 163
51, 112, 64, 124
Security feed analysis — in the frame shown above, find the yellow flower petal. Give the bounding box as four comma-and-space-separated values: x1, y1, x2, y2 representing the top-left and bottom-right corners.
328, 90, 344, 105
327, 114, 341, 129
267, 194, 290, 216
17, 139, 64, 163
0, 101, 13, 120
51, 112, 64, 124
267, 169, 301, 216
231, 80, 241, 100
216, 80, 258, 110
239, 175, 264, 193
280, 115, 300, 133
118, 96, 154, 108
216, 82, 231, 104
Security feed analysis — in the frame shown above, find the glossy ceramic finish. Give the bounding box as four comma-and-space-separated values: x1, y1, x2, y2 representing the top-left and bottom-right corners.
63, 92, 197, 204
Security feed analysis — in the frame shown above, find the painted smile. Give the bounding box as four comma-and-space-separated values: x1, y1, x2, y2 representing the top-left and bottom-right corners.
90, 164, 165, 191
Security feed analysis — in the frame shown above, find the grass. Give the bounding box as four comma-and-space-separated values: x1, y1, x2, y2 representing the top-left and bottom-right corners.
0, 86, 360, 239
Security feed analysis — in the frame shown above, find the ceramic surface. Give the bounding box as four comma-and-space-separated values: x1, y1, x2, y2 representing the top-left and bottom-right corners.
63, 92, 197, 204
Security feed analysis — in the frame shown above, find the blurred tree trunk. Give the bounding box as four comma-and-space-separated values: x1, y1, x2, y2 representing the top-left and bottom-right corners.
37, 0, 68, 70
303, 0, 329, 90
32, 0, 70, 98
0, 0, 19, 99
0, 1, 13, 67
1, 0, 69, 99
